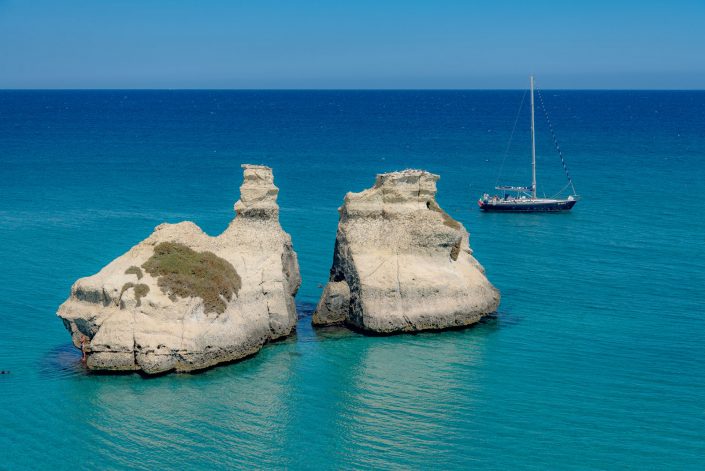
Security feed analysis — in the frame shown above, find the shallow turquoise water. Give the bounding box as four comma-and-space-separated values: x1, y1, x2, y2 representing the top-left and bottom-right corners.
1, 91, 704, 469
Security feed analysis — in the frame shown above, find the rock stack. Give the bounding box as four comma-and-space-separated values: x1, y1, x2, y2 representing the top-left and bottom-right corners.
313, 169, 499, 333
57, 164, 300, 374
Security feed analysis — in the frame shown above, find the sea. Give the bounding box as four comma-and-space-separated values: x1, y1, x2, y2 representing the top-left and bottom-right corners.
1, 90, 703, 470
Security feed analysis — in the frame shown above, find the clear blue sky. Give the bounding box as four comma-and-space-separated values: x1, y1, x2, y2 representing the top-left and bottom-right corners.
1, 0, 703, 89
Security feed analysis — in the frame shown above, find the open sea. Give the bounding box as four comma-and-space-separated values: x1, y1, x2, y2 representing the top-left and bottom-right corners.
1, 90, 704, 469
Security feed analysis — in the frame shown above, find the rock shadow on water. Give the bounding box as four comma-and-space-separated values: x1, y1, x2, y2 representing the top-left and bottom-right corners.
296, 301, 363, 343
295, 301, 317, 320
38, 343, 89, 379
40, 343, 157, 379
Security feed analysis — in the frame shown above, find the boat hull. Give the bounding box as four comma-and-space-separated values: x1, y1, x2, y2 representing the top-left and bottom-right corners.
479, 199, 576, 212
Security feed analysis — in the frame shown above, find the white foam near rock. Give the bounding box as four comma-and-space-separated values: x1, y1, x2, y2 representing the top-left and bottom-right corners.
57, 164, 300, 374
313, 169, 499, 333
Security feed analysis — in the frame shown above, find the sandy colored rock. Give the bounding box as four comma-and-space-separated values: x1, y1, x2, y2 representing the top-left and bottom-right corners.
312, 280, 350, 326
313, 169, 499, 333
57, 164, 300, 374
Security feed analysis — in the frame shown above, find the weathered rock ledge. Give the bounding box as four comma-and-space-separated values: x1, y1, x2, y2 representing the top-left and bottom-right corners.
313, 169, 499, 333
57, 164, 300, 374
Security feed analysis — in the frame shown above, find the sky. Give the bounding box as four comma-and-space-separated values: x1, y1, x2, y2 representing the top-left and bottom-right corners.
0, 0, 703, 89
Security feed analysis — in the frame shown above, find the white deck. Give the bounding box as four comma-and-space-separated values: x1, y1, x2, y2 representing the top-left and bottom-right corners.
481, 196, 575, 205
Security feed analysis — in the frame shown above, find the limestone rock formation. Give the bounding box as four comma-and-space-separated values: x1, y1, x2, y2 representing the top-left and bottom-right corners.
57, 164, 300, 374
313, 169, 499, 333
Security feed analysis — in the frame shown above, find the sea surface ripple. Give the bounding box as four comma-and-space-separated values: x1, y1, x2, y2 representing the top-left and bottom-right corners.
1, 90, 703, 469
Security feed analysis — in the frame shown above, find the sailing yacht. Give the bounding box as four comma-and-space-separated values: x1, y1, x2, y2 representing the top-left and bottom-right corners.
478, 76, 578, 212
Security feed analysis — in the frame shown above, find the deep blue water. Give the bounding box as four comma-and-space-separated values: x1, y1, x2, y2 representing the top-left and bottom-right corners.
1, 90, 704, 469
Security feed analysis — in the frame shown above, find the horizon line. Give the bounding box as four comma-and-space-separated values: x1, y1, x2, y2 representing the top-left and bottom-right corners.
2, 87, 705, 92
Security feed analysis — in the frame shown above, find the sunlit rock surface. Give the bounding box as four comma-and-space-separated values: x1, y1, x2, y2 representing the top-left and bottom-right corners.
313, 169, 499, 333
57, 164, 300, 374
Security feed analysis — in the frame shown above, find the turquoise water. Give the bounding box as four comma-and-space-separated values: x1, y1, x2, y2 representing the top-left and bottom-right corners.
1, 90, 704, 469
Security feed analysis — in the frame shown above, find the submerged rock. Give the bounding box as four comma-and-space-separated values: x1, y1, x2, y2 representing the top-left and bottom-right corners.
57, 164, 300, 374
313, 169, 499, 333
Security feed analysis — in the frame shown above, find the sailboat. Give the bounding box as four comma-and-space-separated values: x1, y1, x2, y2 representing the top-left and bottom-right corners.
478, 76, 578, 212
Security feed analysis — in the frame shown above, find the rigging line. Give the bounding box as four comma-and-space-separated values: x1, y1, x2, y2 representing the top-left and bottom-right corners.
550, 181, 573, 199
536, 88, 577, 195
495, 89, 528, 188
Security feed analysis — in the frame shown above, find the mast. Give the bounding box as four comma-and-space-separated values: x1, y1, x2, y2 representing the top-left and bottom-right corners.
530, 75, 537, 199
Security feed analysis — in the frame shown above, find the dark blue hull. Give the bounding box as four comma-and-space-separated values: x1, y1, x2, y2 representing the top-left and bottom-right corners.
479, 199, 577, 212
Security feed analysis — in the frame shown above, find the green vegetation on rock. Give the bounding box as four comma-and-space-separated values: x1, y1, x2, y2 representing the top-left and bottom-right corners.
120, 282, 149, 307
125, 266, 143, 279
141, 242, 241, 314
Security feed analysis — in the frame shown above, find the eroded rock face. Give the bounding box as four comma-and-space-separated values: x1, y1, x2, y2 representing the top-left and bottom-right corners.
313, 169, 499, 333
57, 164, 301, 374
